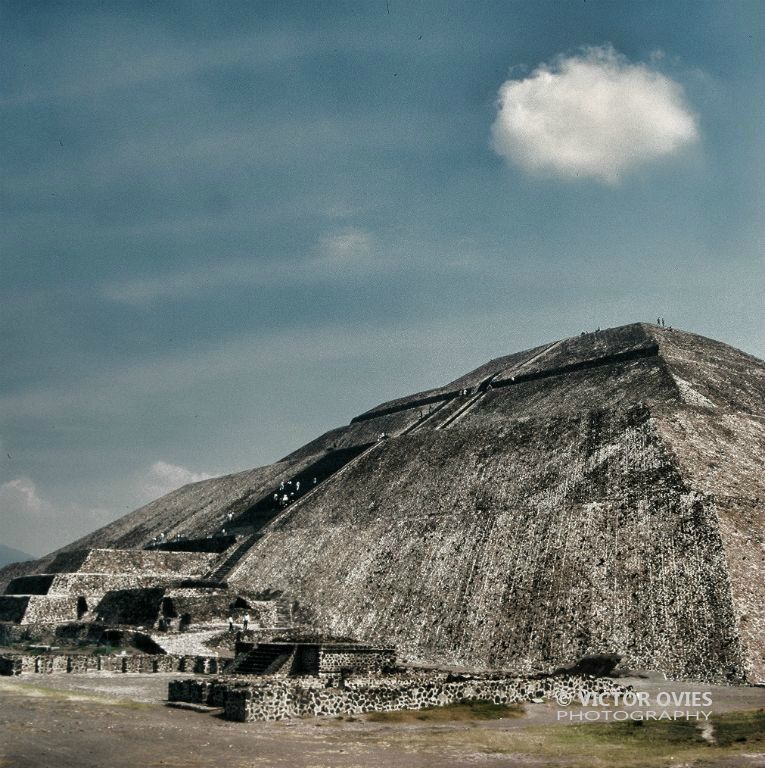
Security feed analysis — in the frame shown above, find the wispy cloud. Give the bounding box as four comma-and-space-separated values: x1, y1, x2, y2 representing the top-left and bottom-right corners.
99, 227, 378, 305
1, 14, 456, 110
491, 45, 698, 184
1, 24, 308, 108
317, 227, 374, 267
99, 258, 274, 305
0, 476, 108, 556
138, 461, 216, 499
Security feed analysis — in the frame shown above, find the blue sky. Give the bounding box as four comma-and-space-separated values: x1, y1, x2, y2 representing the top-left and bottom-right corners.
1, 1, 763, 555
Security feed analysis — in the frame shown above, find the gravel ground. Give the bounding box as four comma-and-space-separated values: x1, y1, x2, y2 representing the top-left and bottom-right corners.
1, 673, 764, 768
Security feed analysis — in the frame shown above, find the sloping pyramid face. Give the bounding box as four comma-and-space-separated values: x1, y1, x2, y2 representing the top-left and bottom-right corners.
21, 324, 764, 683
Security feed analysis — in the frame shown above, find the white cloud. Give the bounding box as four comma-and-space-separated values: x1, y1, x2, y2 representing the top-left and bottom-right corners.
490, 45, 698, 183
0, 465, 215, 555
0, 477, 45, 516
139, 461, 216, 500
318, 227, 373, 266
0, 477, 109, 556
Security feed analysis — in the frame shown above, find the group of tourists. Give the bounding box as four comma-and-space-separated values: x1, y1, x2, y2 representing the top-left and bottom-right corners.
149, 531, 185, 546
228, 613, 251, 632
273, 476, 318, 508
273, 478, 300, 507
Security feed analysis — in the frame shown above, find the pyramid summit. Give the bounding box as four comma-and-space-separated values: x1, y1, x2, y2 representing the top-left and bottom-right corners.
2, 322, 763, 684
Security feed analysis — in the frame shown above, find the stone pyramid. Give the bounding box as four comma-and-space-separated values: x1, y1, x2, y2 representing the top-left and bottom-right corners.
3, 323, 763, 683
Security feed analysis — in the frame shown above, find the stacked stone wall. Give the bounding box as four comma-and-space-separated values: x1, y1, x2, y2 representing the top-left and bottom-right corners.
316, 647, 396, 674
50, 573, 182, 596
0, 560, 43, 596
162, 591, 277, 627
0, 652, 226, 675
10, 596, 80, 625
169, 672, 626, 722
233, 600, 278, 628
94, 588, 166, 626
0, 621, 65, 646
44, 551, 90, 574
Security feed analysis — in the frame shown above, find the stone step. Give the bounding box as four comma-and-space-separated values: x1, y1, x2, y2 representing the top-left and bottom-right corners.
228, 644, 295, 676
150, 629, 223, 657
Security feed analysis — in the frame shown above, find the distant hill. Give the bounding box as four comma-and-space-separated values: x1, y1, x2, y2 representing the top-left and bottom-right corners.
0, 544, 34, 568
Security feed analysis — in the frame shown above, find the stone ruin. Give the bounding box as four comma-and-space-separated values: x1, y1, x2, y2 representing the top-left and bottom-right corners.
1, 322, 763, 719
166, 639, 631, 722
169, 669, 631, 722
0, 546, 287, 672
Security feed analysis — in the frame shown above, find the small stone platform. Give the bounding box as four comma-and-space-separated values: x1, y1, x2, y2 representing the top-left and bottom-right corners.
169, 670, 629, 721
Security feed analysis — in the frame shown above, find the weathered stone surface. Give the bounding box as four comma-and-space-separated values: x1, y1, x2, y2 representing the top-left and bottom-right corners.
4, 324, 762, 684
0, 652, 222, 676
0, 595, 80, 625
227, 325, 763, 683
168, 671, 629, 722
45, 549, 215, 577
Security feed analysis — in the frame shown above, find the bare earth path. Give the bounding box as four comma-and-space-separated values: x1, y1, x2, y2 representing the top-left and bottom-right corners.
1, 674, 764, 768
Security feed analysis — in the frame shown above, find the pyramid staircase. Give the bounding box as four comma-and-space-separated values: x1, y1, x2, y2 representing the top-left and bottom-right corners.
226, 644, 295, 676
205, 533, 263, 583
435, 372, 501, 429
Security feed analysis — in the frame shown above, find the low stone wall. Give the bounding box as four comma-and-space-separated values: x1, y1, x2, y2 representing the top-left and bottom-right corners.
168, 677, 233, 708
169, 672, 628, 722
317, 646, 396, 674
0, 652, 227, 676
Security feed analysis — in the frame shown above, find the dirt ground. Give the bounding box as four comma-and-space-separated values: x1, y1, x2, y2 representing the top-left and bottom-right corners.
1, 673, 764, 768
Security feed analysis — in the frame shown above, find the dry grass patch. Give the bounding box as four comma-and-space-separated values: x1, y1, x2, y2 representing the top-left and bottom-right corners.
0, 678, 151, 710
368, 709, 765, 767
366, 700, 525, 723
713, 708, 765, 747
